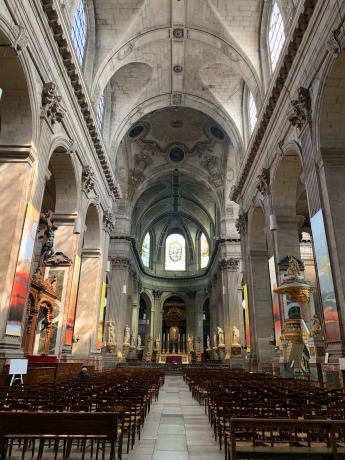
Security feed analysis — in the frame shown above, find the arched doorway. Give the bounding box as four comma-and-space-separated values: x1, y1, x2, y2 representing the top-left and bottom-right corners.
163, 296, 186, 353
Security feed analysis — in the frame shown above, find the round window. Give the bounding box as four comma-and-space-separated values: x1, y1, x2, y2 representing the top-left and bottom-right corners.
129, 125, 144, 138
211, 127, 225, 140
169, 148, 185, 163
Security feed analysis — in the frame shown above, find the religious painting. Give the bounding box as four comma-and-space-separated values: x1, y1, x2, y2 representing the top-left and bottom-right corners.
97, 282, 106, 350
169, 147, 184, 163
243, 284, 250, 352
65, 255, 81, 346
310, 209, 340, 343
268, 256, 281, 346
6, 203, 39, 337
170, 326, 179, 342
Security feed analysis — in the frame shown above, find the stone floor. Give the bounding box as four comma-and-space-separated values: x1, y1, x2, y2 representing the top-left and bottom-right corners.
9, 375, 224, 460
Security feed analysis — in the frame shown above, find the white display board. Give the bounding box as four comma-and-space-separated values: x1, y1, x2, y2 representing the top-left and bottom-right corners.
9, 359, 28, 375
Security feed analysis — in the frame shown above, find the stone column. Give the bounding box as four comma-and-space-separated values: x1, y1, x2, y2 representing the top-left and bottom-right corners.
248, 250, 275, 363
210, 277, 217, 357
152, 290, 163, 356
108, 256, 131, 355
73, 248, 102, 359
219, 258, 241, 356
0, 149, 35, 358
187, 291, 196, 353
194, 292, 204, 352
274, 216, 304, 262
131, 274, 139, 346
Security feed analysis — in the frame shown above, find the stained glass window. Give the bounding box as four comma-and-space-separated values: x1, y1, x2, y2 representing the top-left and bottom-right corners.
97, 91, 105, 129
201, 233, 209, 268
71, 1, 87, 67
142, 233, 150, 267
249, 91, 257, 134
269, 3, 285, 71
165, 234, 186, 271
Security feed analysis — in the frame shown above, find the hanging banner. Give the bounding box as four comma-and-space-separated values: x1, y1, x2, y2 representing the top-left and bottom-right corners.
310, 209, 340, 343
65, 254, 81, 346
97, 282, 106, 350
268, 256, 281, 346
243, 284, 250, 352
6, 203, 39, 337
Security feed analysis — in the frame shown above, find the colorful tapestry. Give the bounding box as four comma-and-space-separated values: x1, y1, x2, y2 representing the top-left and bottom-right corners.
97, 282, 106, 349
268, 256, 281, 346
6, 203, 39, 337
243, 284, 250, 352
65, 254, 81, 345
310, 209, 340, 343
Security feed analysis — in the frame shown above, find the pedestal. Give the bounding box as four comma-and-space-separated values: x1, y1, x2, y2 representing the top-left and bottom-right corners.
231, 344, 241, 356
107, 342, 116, 353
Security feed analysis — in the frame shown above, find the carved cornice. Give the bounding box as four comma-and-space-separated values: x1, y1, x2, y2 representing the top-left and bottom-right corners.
40, 0, 121, 201
219, 258, 239, 272
229, 0, 319, 203
235, 211, 248, 236
111, 257, 131, 270
46, 251, 72, 265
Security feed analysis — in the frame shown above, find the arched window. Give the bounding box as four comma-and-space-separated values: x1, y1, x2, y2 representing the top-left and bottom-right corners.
248, 91, 257, 133
97, 92, 105, 129
71, 1, 87, 67
165, 233, 186, 271
200, 233, 209, 269
141, 232, 150, 267
269, 3, 285, 71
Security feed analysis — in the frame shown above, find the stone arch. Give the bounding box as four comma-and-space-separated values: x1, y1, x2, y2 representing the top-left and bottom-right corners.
83, 204, 101, 249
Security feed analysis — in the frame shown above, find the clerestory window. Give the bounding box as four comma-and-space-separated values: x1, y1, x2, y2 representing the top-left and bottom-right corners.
71, 1, 87, 67
269, 2, 285, 72
200, 233, 209, 269
165, 234, 186, 271
141, 232, 150, 267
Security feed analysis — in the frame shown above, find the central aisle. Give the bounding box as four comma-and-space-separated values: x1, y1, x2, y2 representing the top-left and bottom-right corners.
125, 374, 224, 460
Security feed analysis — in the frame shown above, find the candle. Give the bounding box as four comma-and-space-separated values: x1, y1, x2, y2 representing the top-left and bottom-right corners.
179, 334, 180, 341
168, 333, 169, 341
183, 334, 185, 343
163, 334, 165, 343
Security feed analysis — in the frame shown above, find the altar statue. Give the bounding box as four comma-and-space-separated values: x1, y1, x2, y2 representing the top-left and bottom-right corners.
124, 325, 130, 344
213, 331, 218, 348
131, 332, 136, 346
207, 335, 211, 349
233, 326, 240, 345
137, 335, 141, 348
155, 334, 161, 351
217, 327, 225, 345
107, 320, 115, 343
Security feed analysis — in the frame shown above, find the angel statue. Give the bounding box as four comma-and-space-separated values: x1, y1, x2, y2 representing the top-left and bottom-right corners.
217, 327, 225, 345
287, 255, 300, 278
310, 314, 322, 338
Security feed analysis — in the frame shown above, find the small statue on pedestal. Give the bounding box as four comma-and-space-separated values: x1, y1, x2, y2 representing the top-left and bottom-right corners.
233, 326, 240, 345
213, 331, 218, 348
137, 335, 142, 348
131, 332, 136, 346
207, 335, 211, 350
217, 327, 225, 346
124, 325, 130, 344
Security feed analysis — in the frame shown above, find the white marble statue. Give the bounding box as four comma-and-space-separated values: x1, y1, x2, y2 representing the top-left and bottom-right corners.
233, 326, 240, 345
124, 325, 130, 344
107, 320, 115, 343
213, 331, 218, 348
217, 327, 225, 345
137, 335, 141, 348
207, 335, 211, 349
131, 332, 136, 346
188, 335, 194, 352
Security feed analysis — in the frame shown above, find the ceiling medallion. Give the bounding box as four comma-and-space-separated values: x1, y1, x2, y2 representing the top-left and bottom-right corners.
169, 148, 185, 163
118, 43, 133, 60
173, 28, 184, 39
173, 65, 183, 73
170, 120, 183, 129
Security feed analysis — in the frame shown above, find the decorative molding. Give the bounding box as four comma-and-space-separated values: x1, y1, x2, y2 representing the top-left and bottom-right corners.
46, 251, 72, 265
256, 168, 270, 196
173, 29, 184, 39
326, 28, 341, 56
41, 82, 67, 125
287, 86, 311, 133
173, 65, 183, 73
138, 281, 143, 293
186, 290, 197, 299
235, 211, 248, 236
229, 0, 319, 203
153, 290, 163, 299
82, 165, 97, 194
129, 152, 153, 183
201, 156, 223, 188
222, 44, 239, 62
12, 24, 29, 54
278, 140, 285, 158
219, 258, 239, 271
111, 257, 131, 270
40, 0, 122, 201
103, 210, 115, 233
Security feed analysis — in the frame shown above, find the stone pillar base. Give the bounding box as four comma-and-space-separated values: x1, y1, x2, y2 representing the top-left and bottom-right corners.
308, 337, 325, 364
279, 341, 288, 364
0, 337, 24, 359
60, 345, 74, 360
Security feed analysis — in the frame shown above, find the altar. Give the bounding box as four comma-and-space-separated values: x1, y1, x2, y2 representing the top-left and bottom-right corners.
159, 354, 189, 364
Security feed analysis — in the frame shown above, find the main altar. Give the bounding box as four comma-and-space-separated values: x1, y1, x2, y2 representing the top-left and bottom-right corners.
158, 354, 189, 364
